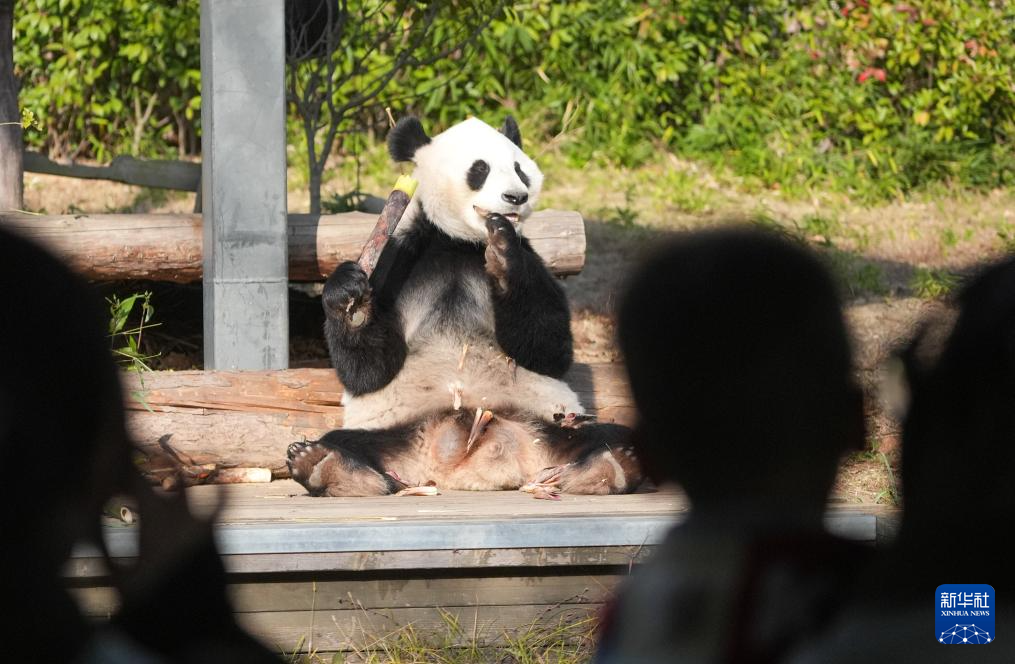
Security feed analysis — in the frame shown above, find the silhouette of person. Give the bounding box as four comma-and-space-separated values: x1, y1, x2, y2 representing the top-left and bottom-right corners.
595, 227, 868, 663
788, 255, 1015, 663
0, 228, 278, 662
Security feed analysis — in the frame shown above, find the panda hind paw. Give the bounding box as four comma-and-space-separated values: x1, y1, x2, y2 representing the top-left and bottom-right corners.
286, 441, 333, 492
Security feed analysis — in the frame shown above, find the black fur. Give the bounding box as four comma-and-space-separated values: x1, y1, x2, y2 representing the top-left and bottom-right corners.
291, 410, 636, 495
466, 159, 490, 191
501, 115, 522, 149
323, 261, 408, 395
514, 162, 530, 188
314, 425, 416, 494
484, 215, 573, 377
322, 211, 573, 392
388, 116, 431, 162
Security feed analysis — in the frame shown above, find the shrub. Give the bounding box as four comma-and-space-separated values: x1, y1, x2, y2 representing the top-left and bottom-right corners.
14, 0, 200, 159
676, 0, 1015, 198
13, 1, 1015, 199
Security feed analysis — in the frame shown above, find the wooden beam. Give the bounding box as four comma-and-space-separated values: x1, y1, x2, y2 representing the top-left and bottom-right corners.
68, 544, 655, 577
72, 574, 617, 615
0, 210, 586, 281
124, 363, 633, 475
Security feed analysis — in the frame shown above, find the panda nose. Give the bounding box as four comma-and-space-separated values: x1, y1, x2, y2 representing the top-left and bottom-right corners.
502, 191, 528, 206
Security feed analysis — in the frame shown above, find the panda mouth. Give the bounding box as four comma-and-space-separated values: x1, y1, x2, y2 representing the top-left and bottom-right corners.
473, 206, 520, 224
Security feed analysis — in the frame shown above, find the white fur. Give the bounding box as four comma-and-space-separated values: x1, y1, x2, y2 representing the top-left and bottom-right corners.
602, 450, 627, 490
308, 452, 334, 489
398, 269, 494, 344
342, 335, 583, 429
341, 117, 575, 430
400, 117, 544, 242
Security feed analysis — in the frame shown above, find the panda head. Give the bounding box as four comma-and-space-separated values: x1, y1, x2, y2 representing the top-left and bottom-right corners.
388, 116, 544, 242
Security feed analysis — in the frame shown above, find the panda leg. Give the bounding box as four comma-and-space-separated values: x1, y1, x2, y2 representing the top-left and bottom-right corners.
525, 422, 643, 496
286, 427, 415, 497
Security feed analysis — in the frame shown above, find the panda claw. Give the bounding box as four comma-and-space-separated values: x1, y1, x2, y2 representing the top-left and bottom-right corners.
531, 486, 561, 501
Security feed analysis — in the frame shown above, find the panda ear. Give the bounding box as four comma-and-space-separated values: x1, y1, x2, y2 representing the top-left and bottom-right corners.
388, 116, 431, 163
501, 115, 522, 149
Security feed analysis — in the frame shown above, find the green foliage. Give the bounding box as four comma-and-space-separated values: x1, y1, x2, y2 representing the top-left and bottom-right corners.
107, 290, 161, 409
676, 0, 1015, 199
997, 223, 1015, 253
800, 215, 840, 246
107, 290, 160, 372
285, 0, 496, 213
14, 0, 200, 159
0, 108, 40, 129
13, 0, 1015, 199
910, 266, 958, 298
322, 191, 374, 213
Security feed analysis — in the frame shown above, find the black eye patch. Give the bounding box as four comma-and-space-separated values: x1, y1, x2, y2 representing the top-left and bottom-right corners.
514, 162, 530, 188
466, 160, 490, 191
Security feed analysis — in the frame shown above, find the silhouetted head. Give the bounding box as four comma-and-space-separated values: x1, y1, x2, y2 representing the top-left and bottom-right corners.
899, 255, 1015, 538
0, 229, 130, 575
618, 227, 863, 514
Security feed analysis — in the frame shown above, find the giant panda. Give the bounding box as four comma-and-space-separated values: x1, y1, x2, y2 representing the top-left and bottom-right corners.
286, 116, 642, 497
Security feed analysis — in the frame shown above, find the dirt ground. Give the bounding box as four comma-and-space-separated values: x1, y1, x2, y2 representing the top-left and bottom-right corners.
23, 165, 1010, 507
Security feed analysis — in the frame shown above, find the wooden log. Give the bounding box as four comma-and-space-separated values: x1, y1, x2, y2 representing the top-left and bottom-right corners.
124, 363, 633, 476
23, 151, 201, 192
0, 210, 586, 281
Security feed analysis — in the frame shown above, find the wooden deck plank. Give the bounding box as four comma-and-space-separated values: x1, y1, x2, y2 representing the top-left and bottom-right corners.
73, 482, 894, 576
72, 574, 617, 616
196, 481, 688, 521
68, 480, 899, 655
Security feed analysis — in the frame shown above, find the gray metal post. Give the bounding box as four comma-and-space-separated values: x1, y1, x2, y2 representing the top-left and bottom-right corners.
200, 0, 289, 370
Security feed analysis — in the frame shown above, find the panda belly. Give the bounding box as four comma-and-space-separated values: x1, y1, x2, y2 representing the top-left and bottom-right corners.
341, 268, 583, 429
341, 334, 584, 429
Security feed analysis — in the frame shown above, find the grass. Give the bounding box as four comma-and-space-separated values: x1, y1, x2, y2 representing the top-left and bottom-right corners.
280, 609, 598, 664
843, 439, 901, 507
910, 267, 959, 299
295, 138, 1013, 302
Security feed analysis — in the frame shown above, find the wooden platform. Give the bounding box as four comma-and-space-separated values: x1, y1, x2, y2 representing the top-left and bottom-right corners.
68, 481, 900, 654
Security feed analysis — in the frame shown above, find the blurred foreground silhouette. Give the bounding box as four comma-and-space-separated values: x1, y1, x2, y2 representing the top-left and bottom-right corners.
598, 227, 869, 663
0, 227, 278, 662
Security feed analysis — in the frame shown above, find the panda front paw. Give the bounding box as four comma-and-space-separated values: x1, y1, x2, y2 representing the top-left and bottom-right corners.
484, 213, 521, 293
323, 261, 372, 327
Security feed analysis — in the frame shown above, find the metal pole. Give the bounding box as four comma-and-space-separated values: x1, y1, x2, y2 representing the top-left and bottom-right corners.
200, 0, 289, 370
0, 0, 24, 212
